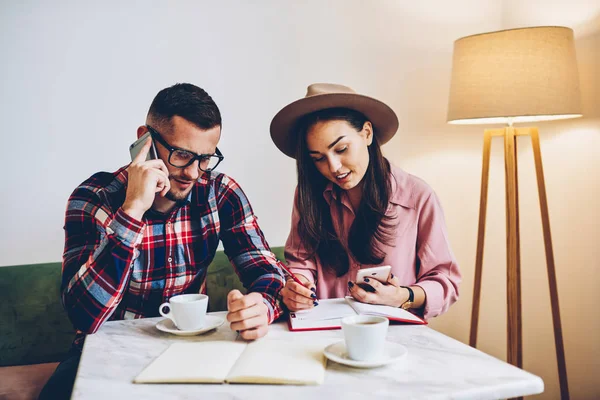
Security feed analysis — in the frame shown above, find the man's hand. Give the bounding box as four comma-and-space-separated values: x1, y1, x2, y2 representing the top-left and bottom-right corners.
280, 275, 317, 311
122, 137, 171, 221
348, 274, 409, 308
226, 290, 269, 340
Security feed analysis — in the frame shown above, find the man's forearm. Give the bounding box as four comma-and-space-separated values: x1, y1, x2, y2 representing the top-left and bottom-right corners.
62, 207, 144, 333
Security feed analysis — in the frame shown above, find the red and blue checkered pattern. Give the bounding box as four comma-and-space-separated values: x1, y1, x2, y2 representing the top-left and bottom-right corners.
61, 166, 285, 349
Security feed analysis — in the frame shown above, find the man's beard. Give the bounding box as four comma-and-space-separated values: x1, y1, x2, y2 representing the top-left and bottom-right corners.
164, 175, 194, 204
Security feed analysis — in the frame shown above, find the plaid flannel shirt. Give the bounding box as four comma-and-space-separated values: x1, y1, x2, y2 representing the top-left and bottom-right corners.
61, 166, 285, 349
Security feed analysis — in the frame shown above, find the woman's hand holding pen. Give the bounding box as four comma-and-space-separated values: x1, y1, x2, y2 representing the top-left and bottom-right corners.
280, 275, 318, 311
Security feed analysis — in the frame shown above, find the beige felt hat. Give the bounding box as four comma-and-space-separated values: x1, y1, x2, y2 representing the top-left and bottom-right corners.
270, 83, 399, 159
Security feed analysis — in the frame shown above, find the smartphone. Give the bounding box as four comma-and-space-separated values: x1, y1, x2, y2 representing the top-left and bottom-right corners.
129, 131, 158, 161
355, 265, 392, 292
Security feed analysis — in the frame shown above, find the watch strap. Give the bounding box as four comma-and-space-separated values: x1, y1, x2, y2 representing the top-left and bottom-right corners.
400, 286, 414, 309
404, 286, 414, 302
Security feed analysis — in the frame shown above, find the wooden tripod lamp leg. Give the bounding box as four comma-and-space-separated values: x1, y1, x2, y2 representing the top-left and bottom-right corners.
513, 130, 523, 369
504, 127, 522, 369
530, 128, 570, 400
470, 129, 493, 347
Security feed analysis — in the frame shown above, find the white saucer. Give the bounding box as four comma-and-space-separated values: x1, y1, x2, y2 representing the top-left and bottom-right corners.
156, 315, 225, 336
323, 340, 408, 368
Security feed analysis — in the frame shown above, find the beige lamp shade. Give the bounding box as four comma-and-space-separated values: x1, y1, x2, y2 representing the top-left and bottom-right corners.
447, 26, 582, 125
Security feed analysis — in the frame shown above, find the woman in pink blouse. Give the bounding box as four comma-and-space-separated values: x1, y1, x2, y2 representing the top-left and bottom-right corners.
269, 83, 461, 320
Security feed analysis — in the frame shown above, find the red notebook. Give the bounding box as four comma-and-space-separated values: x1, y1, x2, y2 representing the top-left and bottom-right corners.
288, 297, 426, 332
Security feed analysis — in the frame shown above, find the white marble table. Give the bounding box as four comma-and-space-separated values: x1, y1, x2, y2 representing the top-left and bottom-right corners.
72, 312, 543, 400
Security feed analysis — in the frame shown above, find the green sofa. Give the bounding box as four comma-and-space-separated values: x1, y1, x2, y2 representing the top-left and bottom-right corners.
0, 247, 285, 399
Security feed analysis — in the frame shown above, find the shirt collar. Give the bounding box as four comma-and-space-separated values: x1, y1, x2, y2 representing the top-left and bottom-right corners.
197, 170, 215, 185
389, 166, 416, 209
115, 166, 129, 186
322, 182, 340, 205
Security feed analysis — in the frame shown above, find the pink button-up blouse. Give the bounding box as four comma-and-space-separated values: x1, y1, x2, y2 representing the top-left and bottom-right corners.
284, 163, 461, 319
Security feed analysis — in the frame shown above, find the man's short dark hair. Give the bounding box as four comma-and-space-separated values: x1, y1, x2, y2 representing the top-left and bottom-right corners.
148, 83, 222, 130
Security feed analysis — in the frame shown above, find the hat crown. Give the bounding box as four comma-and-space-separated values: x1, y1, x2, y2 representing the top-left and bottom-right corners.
306, 83, 356, 98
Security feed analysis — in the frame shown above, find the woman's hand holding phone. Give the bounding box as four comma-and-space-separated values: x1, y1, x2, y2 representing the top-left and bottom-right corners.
348, 269, 409, 308
280, 274, 318, 311
122, 137, 171, 221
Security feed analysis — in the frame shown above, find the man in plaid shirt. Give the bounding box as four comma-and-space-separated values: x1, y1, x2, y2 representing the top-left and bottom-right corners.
40, 83, 286, 400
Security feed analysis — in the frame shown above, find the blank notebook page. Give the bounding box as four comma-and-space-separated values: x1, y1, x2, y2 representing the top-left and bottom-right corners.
292, 298, 356, 321
226, 338, 331, 385
134, 341, 247, 383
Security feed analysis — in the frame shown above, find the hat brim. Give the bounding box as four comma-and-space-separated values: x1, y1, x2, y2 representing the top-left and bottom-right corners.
270, 93, 399, 159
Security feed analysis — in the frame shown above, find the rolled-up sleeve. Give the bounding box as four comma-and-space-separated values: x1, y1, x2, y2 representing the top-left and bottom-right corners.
415, 192, 461, 319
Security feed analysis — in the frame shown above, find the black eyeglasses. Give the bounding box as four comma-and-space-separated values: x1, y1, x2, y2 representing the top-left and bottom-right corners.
146, 125, 224, 172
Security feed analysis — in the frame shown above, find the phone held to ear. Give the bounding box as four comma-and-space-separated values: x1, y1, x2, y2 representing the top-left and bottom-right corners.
129, 131, 158, 162
355, 265, 392, 293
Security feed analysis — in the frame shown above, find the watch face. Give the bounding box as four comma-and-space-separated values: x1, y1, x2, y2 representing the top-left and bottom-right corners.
401, 301, 413, 310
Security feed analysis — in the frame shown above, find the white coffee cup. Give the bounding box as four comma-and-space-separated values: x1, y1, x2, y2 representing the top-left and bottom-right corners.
159, 294, 208, 331
341, 315, 389, 361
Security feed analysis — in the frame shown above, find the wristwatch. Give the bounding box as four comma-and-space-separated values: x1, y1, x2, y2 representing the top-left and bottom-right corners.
400, 286, 414, 310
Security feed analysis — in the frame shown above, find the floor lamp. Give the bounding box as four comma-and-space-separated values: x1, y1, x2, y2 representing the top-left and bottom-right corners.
447, 26, 582, 400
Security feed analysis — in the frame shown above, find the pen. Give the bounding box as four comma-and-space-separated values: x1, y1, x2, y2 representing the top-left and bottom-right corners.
277, 259, 317, 294
277, 260, 306, 286
276, 259, 318, 305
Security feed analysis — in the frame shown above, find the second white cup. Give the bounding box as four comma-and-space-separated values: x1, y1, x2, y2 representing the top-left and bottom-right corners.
159, 294, 208, 331
341, 315, 389, 361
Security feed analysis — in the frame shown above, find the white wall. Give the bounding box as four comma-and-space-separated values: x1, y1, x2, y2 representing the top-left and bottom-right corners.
1, 1, 599, 398
0, 0, 502, 265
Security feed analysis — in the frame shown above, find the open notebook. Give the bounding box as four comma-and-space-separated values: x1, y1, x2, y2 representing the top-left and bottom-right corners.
134, 338, 330, 385
288, 296, 426, 331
